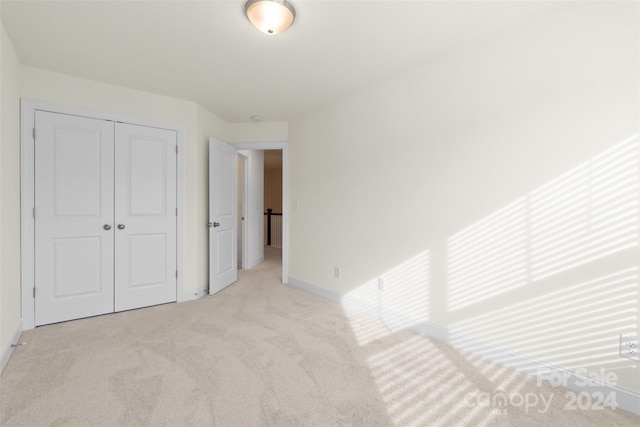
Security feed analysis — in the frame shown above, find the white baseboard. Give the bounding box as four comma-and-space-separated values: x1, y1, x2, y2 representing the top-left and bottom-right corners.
246, 256, 265, 270
287, 277, 342, 303
287, 276, 640, 416
178, 286, 208, 302
0, 320, 23, 375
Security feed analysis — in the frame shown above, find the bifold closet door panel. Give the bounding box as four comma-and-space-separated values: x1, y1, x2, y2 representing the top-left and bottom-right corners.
114, 123, 177, 311
34, 111, 115, 326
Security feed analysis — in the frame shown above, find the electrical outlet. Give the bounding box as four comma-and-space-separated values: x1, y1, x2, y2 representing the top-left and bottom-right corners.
378, 278, 385, 291
619, 335, 640, 361
334, 267, 341, 279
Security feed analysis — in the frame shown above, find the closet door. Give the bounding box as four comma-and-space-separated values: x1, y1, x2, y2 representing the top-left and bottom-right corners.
34, 111, 115, 326
114, 123, 177, 311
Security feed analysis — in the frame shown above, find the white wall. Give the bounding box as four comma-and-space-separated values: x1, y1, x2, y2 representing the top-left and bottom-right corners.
0, 18, 22, 365
288, 2, 640, 392
239, 149, 265, 268
225, 122, 287, 143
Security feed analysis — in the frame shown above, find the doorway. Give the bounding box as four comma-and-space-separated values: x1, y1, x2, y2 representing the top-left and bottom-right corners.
263, 149, 283, 247
234, 142, 289, 283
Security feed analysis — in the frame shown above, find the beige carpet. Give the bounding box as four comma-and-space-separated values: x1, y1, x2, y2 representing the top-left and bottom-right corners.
1, 248, 637, 426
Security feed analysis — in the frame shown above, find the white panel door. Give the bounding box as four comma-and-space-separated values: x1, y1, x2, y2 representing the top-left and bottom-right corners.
34, 111, 115, 326
209, 139, 238, 294
114, 123, 177, 311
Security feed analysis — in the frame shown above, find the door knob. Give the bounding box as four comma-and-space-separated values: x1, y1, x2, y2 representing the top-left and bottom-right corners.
117, 224, 125, 230
103, 224, 112, 230
213, 222, 220, 227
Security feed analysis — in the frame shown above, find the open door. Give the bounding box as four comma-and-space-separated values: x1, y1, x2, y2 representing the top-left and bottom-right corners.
209, 138, 238, 294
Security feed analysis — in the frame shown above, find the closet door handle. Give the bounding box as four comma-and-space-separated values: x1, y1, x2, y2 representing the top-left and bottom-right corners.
103, 224, 112, 230
117, 224, 126, 230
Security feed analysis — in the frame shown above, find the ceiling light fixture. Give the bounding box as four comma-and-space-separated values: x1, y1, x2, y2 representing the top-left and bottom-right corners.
245, 0, 296, 35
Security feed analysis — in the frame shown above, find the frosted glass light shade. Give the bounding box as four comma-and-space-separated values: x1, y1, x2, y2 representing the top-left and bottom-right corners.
245, 0, 296, 35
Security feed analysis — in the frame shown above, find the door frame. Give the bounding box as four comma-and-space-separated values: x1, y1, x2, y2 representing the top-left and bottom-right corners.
20, 98, 185, 330
238, 153, 249, 269
232, 141, 289, 283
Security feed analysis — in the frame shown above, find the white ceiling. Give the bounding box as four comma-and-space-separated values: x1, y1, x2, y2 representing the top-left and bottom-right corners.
1, 0, 564, 123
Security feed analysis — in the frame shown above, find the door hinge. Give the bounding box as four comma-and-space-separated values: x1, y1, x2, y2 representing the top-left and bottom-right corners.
175, 145, 178, 154
176, 270, 178, 279
33, 287, 36, 298
33, 207, 36, 219
32, 128, 36, 140
175, 207, 178, 216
